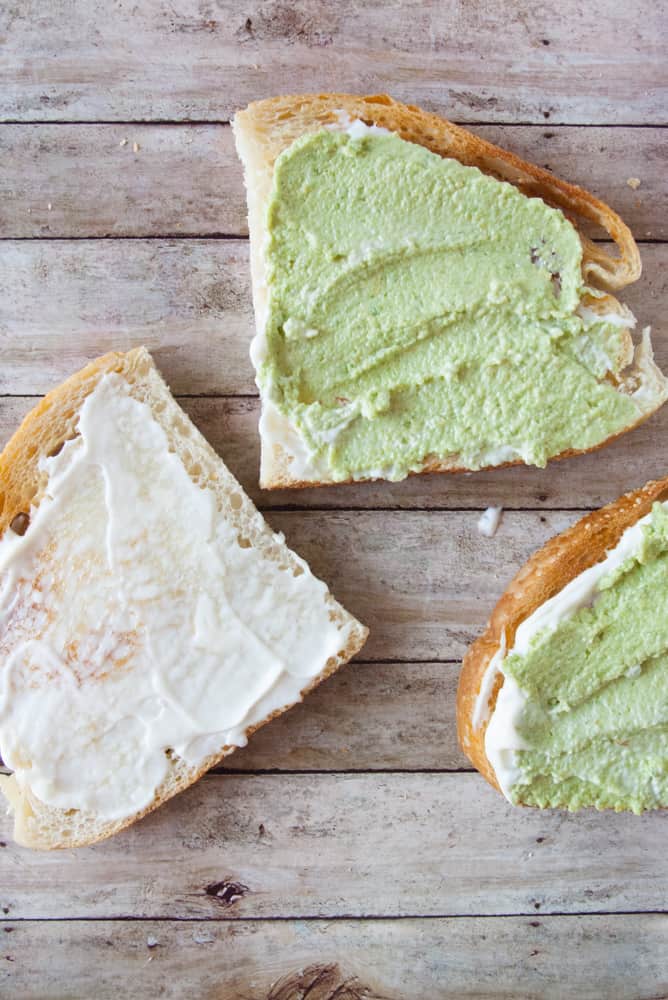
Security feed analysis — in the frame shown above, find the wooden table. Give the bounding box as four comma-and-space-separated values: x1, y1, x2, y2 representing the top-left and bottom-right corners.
1, 3, 666, 997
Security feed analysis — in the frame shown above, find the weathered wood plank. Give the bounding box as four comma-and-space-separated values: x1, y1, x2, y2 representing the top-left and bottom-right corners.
0, 240, 665, 398
0, 240, 255, 396
2, 389, 668, 512
1, 1, 664, 124
0, 125, 247, 238
0, 124, 663, 239
3, 915, 667, 1000
264, 510, 575, 662
222, 661, 466, 773
1, 773, 666, 919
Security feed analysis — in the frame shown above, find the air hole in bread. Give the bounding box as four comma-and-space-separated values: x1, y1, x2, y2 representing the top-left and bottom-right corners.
237, 536, 252, 549
48, 441, 64, 458
9, 512, 30, 536
292, 565, 304, 577
229, 493, 243, 511
551, 272, 562, 297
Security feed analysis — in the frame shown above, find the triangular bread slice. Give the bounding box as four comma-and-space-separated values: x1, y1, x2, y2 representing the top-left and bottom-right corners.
233, 93, 667, 489
458, 478, 668, 812
0, 348, 367, 848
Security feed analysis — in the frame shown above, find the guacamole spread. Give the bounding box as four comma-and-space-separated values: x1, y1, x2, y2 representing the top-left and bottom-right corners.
261, 128, 641, 481
501, 503, 668, 812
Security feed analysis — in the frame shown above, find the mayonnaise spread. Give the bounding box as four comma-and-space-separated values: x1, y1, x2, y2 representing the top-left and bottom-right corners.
0, 374, 352, 820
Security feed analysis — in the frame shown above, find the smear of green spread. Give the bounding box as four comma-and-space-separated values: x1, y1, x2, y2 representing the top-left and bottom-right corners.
504, 503, 668, 812
261, 130, 639, 481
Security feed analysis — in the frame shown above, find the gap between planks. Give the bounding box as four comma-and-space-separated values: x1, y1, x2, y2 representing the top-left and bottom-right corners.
2, 120, 667, 127
4, 909, 667, 922
0, 236, 663, 243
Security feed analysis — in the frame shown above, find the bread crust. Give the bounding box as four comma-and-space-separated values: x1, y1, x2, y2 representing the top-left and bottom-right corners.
456, 476, 668, 795
0, 348, 368, 848
234, 92, 641, 288
233, 92, 665, 491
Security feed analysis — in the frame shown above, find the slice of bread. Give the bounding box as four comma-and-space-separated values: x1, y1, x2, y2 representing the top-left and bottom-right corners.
233, 93, 667, 489
457, 478, 668, 807
0, 348, 367, 849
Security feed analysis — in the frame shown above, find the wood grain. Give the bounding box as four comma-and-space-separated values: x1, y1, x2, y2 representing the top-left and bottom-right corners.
220, 661, 466, 773
0, 240, 665, 397
3, 915, 667, 1000
1, 1, 664, 124
265, 510, 576, 662
0, 124, 663, 239
1, 773, 666, 919
0, 125, 247, 238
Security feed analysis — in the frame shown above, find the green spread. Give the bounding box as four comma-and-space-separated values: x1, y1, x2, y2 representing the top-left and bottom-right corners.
261, 128, 640, 481
504, 503, 668, 812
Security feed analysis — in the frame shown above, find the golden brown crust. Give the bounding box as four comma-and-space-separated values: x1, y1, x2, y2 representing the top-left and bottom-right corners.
456, 476, 668, 793
234, 93, 665, 491
0, 349, 367, 848
0, 350, 143, 537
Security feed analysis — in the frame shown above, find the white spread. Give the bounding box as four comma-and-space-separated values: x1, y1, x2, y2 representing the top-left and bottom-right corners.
576, 304, 636, 329
477, 507, 503, 538
328, 110, 393, 139
258, 391, 330, 483
476, 503, 663, 799
0, 375, 353, 821
475, 444, 526, 467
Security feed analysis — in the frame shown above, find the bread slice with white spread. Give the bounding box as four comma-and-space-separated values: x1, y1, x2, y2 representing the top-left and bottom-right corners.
233, 93, 667, 489
0, 348, 367, 848
458, 480, 668, 812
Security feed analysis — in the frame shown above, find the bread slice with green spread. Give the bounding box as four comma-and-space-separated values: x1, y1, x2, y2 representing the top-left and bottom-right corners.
233, 93, 667, 489
0, 348, 367, 849
458, 479, 668, 812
